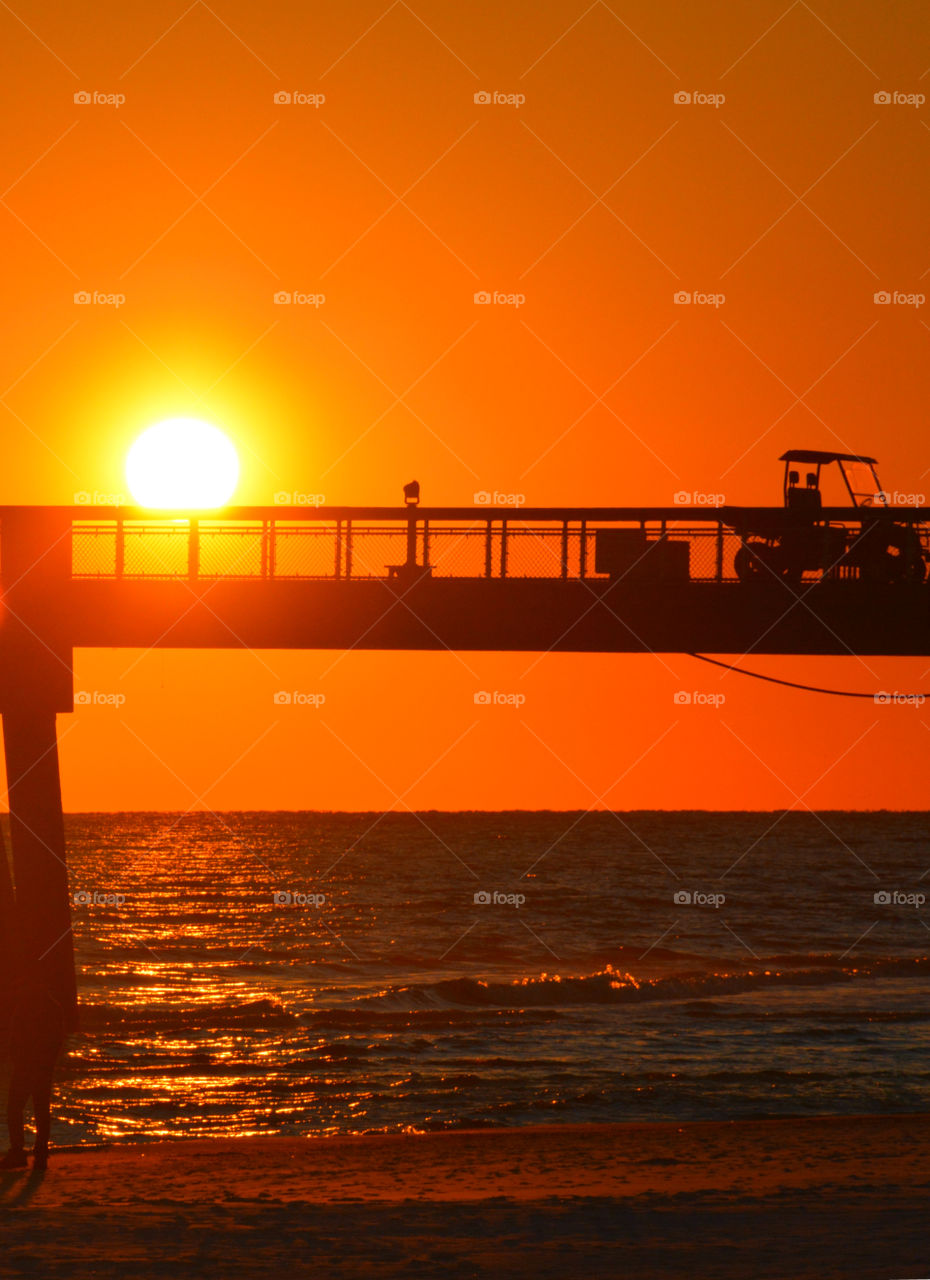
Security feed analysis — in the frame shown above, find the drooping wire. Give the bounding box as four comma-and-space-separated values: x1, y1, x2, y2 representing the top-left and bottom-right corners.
688, 652, 929, 699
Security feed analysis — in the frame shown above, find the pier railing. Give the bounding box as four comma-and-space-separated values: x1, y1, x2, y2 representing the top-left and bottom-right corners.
66, 506, 930, 585
69, 509, 746, 583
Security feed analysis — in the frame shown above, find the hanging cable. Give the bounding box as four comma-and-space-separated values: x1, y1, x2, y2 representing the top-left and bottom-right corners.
688, 653, 930, 699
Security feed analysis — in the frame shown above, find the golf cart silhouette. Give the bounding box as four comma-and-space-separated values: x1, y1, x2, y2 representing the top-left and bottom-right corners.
731, 451, 926, 585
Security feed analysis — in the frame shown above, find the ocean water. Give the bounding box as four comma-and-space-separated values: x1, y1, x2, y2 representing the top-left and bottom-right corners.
21, 811, 930, 1144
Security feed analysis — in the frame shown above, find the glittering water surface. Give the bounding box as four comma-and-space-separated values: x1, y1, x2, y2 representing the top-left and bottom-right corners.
23, 811, 930, 1144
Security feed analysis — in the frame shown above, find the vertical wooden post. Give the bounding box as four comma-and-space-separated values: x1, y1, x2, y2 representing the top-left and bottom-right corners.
0, 508, 77, 1027
2, 708, 76, 1026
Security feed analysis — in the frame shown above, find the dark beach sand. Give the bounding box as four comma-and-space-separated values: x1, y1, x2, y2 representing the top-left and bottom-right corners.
1, 1114, 928, 1278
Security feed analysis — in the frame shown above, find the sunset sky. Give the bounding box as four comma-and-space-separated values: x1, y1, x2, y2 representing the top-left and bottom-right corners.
1, 0, 929, 809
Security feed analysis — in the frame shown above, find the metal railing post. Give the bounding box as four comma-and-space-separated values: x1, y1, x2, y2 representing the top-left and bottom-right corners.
560, 521, 569, 579
580, 518, 587, 578
188, 519, 199, 581
484, 520, 493, 578
501, 520, 508, 578
115, 518, 124, 579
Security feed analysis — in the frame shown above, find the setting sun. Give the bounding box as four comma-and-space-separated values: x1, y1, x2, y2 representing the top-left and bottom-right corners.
125, 418, 239, 509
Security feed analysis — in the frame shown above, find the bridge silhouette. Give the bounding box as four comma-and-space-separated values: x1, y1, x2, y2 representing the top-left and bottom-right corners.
1, 499, 929, 1020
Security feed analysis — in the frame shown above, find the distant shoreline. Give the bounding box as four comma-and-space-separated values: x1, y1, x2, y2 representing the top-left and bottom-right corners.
12, 807, 930, 816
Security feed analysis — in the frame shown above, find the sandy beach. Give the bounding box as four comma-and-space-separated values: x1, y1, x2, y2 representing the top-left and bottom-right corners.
1, 1114, 928, 1278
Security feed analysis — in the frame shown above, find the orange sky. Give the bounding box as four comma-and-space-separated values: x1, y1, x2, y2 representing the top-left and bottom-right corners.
1, 0, 929, 810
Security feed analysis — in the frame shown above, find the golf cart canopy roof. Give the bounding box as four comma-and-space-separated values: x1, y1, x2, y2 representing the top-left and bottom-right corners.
779, 450, 878, 465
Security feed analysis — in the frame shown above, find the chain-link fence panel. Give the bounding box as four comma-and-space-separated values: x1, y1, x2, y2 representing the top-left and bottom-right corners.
344, 527, 408, 578
72, 525, 117, 577
199, 524, 263, 577
122, 525, 189, 577
272, 524, 338, 578
427, 525, 490, 577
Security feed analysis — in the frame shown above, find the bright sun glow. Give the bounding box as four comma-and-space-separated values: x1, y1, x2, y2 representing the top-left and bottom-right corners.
126, 418, 239, 508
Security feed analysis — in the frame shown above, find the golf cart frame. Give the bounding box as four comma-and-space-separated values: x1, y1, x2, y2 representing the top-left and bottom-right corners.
731, 451, 926, 585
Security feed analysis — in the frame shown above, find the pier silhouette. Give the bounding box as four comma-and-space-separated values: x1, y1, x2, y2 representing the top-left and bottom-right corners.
2, 495, 930, 1025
